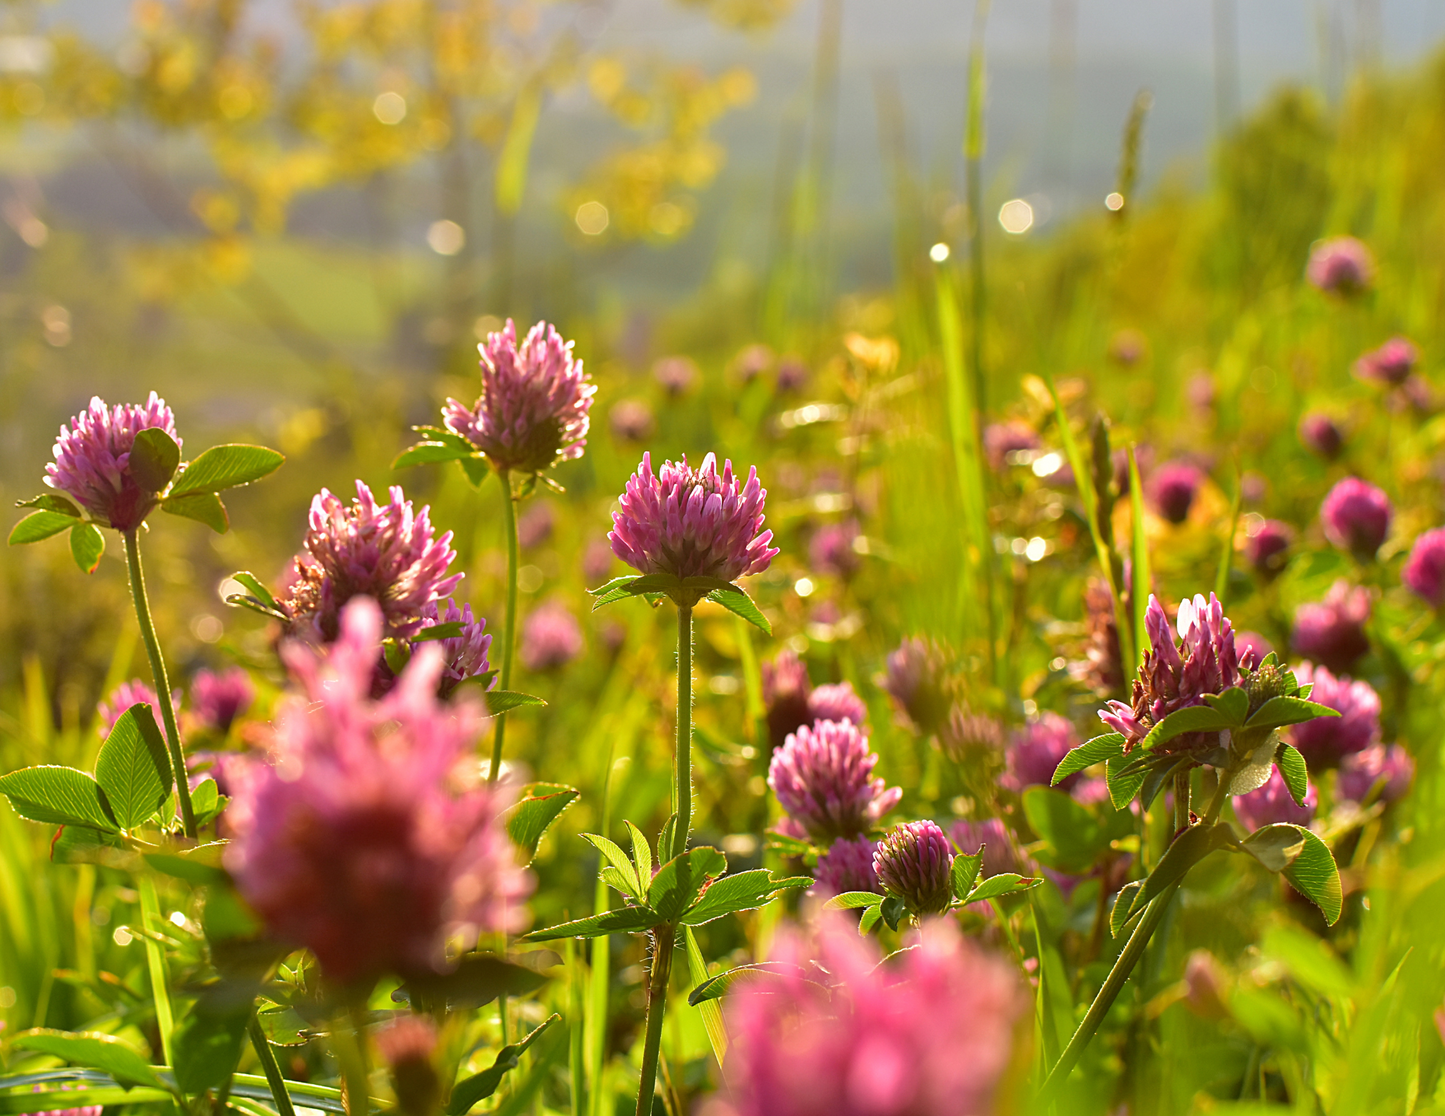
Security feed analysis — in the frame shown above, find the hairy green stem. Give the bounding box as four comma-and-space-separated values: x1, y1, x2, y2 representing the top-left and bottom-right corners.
335, 1008, 370, 1116
248, 1015, 297, 1116
123, 529, 196, 839
633, 928, 675, 1116
488, 471, 519, 785
673, 605, 694, 860
136, 876, 174, 1065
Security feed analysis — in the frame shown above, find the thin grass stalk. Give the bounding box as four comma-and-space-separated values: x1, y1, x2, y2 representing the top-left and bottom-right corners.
249, 1014, 298, 1116
1127, 447, 1151, 670
1215, 463, 1242, 608
136, 876, 174, 1065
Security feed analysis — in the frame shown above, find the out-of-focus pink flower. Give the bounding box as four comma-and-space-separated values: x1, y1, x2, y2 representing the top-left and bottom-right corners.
1101, 593, 1240, 756
1287, 663, 1379, 767
1108, 328, 1149, 366
1071, 578, 1124, 697
1186, 372, 1217, 411
443, 319, 594, 476
811, 835, 880, 897
732, 343, 774, 384
775, 357, 809, 393
1292, 581, 1371, 674
810, 519, 861, 578
1337, 743, 1413, 805
1298, 412, 1344, 460
948, 817, 1026, 879
608, 452, 778, 585
97, 679, 175, 737
1233, 768, 1316, 831
281, 480, 460, 641
1243, 519, 1293, 577
519, 601, 582, 672
769, 719, 901, 842
1004, 712, 1080, 792
722, 915, 1024, 1116
1321, 477, 1392, 559
1354, 336, 1418, 387
516, 501, 554, 549
376, 1014, 440, 1116
28, 1085, 102, 1116
190, 667, 255, 736
45, 393, 180, 532
982, 421, 1040, 472
881, 637, 952, 735
1234, 631, 1274, 670
1240, 472, 1268, 504
874, 821, 954, 916
937, 705, 1005, 763
763, 649, 814, 752
419, 599, 492, 698
1402, 528, 1445, 608
224, 599, 529, 987
1306, 236, 1374, 295
1148, 461, 1204, 525
582, 538, 615, 585
608, 399, 655, 444
653, 355, 700, 397
808, 682, 867, 728
1182, 950, 1230, 1020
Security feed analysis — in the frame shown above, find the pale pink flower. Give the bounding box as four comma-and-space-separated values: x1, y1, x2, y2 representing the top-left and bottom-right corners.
190, 667, 255, 736
45, 392, 180, 531
769, 719, 901, 842
1337, 744, 1413, 805
519, 600, 582, 672
97, 679, 175, 737
811, 835, 880, 897
1287, 663, 1379, 767
418, 599, 492, 698
1306, 236, 1374, 295
1232, 768, 1316, 832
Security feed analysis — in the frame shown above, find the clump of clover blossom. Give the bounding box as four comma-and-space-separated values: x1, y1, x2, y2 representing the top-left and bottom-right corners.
983, 421, 1040, 471
376, 1014, 441, 1116
1403, 528, 1445, 609
808, 682, 867, 728
1321, 478, 1392, 559
608, 399, 655, 444
1354, 336, 1418, 387
45, 393, 180, 532
881, 637, 954, 735
811, 835, 881, 897
874, 820, 955, 917
938, 704, 1005, 764
280, 480, 461, 642
769, 719, 901, 842
225, 598, 529, 988
762, 650, 814, 752
1100, 593, 1240, 756
810, 519, 862, 578
189, 667, 255, 736
1232, 768, 1316, 831
1298, 412, 1345, 460
1338, 744, 1414, 805
1291, 581, 1371, 675
1306, 236, 1374, 295
418, 599, 491, 699
949, 817, 1028, 879
1070, 578, 1125, 697
1243, 519, 1294, 578
442, 319, 595, 477
608, 452, 778, 586
722, 915, 1024, 1116
97, 679, 178, 737
653, 355, 700, 397
1287, 663, 1380, 767
519, 600, 582, 672
1147, 461, 1204, 525
1004, 713, 1081, 793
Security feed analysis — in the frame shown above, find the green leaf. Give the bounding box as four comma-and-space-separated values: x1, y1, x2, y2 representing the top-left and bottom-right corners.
69, 522, 104, 574
393, 442, 475, 470
600, 865, 638, 897
1128, 446, 1150, 670
648, 846, 728, 922
1202, 687, 1250, 725
94, 704, 172, 830
682, 870, 810, 925
226, 571, 278, 611
161, 492, 228, 533
169, 444, 285, 497
459, 457, 490, 488
0, 1086, 174, 1113
1110, 881, 1144, 938
9, 1030, 161, 1090
687, 962, 804, 1006
1245, 696, 1341, 731
50, 825, 128, 865
582, 833, 641, 897
822, 890, 885, 911
1021, 787, 1115, 873
1240, 824, 1341, 925
1260, 924, 1355, 999
964, 873, 1041, 904
16, 494, 80, 517
484, 690, 547, 716
446, 1015, 559, 1114
171, 1003, 250, 1096
624, 820, 653, 890
1239, 823, 1306, 871
590, 573, 684, 609
130, 428, 181, 493
256, 1004, 315, 1047
1106, 754, 1148, 809
878, 895, 907, 931
226, 593, 286, 620
404, 953, 549, 1011
1052, 733, 1124, 784
858, 904, 884, 935
1130, 823, 1234, 917
410, 425, 478, 452
144, 851, 228, 886
505, 783, 580, 864
191, 779, 225, 827
413, 621, 466, 642
0, 766, 118, 831
951, 850, 984, 901
1140, 704, 1235, 751
705, 585, 771, 635
523, 906, 661, 942
587, 575, 637, 599
682, 924, 728, 1064
10, 510, 76, 545
1276, 743, 1310, 807
1140, 754, 1193, 811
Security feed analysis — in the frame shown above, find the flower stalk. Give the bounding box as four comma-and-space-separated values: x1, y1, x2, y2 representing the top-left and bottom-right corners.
249, 1014, 298, 1116
489, 470, 520, 786
634, 927, 676, 1116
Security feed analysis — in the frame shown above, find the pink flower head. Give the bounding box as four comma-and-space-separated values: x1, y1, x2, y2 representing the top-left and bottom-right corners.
1403, 528, 1445, 608
1321, 478, 1392, 558
443, 319, 594, 476
873, 821, 955, 916
1243, 519, 1293, 577
768, 719, 901, 841
1071, 578, 1125, 697
810, 519, 861, 578
881, 637, 952, 735
224, 599, 530, 988
1292, 580, 1371, 674
376, 1015, 440, 1116
97, 679, 173, 738
519, 600, 583, 672
608, 399, 654, 444
516, 501, 554, 549
1354, 336, 1418, 387
776, 356, 809, 393
419, 599, 492, 698
1004, 712, 1080, 793
938, 705, 1004, 763
723, 915, 1024, 1116
608, 452, 778, 584
1298, 412, 1344, 460
811, 835, 880, 897
45, 393, 180, 531
190, 667, 255, 736
808, 682, 867, 729
282, 480, 460, 641
1234, 631, 1274, 670
763, 649, 814, 752
1100, 593, 1240, 755
1232, 768, 1316, 832
1337, 743, 1413, 805
1306, 236, 1374, 295
653, 355, 700, 397
1287, 663, 1379, 767
948, 817, 1026, 879
1148, 461, 1204, 525
982, 421, 1040, 471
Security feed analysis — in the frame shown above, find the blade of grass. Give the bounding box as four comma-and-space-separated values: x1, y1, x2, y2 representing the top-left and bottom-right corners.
1214, 461, 1242, 608
1128, 446, 1150, 669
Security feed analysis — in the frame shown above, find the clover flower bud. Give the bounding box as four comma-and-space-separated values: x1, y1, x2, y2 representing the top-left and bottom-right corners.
1306, 236, 1374, 295
1402, 528, 1445, 609
1147, 461, 1203, 525
418, 599, 492, 698
1287, 663, 1379, 767
1234, 631, 1273, 671
1291, 581, 1371, 675
811, 835, 880, 897
768, 719, 901, 842
873, 820, 955, 916
1243, 519, 1293, 577
190, 667, 255, 736
519, 601, 582, 672
1297, 412, 1344, 460
1321, 477, 1391, 559
1354, 336, 1418, 387
1337, 744, 1413, 805
1233, 768, 1316, 831
44, 393, 180, 532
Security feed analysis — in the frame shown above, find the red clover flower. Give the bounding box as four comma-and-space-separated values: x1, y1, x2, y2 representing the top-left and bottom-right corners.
1306, 236, 1374, 295
873, 820, 955, 916
519, 600, 583, 672
1338, 744, 1414, 805
45, 393, 180, 532
811, 835, 881, 897
880, 637, 953, 735
1232, 768, 1316, 832
97, 679, 173, 737
1354, 336, 1418, 387
1291, 580, 1371, 674
1147, 461, 1204, 525
768, 719, 901, 842
1321, 477, 1392, 559
1004, 712, 1081, 792
1403, 528, 1445, 608
1298, 412, 1344, 460
419, 599, 492, 698
1243, 519, 1294, 577
1286, 663, 1380, 767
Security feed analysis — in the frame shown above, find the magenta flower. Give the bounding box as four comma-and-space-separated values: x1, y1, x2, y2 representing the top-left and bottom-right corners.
948, 817, 1026, 879
722, 915, 1024, 1116
1321, 477, 1392, 558
582, 538, 615, 584
874, 821, 955, 916
809, 519, 861, 578
768, 719, 901, 842
1298, 413, 1344, 460
653, 355, 700, 397
982, 421, 1040, 472
811, 835, 881, 897
442, 319, 594, 476
1287, 663, 1379, 767
1354, 336, 1418, 387
44, 393, 180, 532
776, 357, 809, 393
1234, 631, 1274, 670
809, 682, 867, 728
1306, 236, 1374, 295
190, 667, 255, 736
763, 649, 814, 752
1070, 578, 1124, 697
1232, 768, 1316, 832
97, 679, 174, 737
1004, 712, 1080, 793
1402, 528, 1445, 608
1100, 593, 1240, 755
1243, 519, 1293, 577
1292, 580, 1371, 674
608, 399, 655, 444
608, 452, 778, 584
376, 1014, 440, 1116
224, 599, 529, 987
281, 480, 461, 641
1338, 744, 1413, 805
516, 501, 554, 549
732, 343, 774, 384
1147, 461, 1204, 525
419, 599, 492, 698
519, 601, 582, 672
881, 637, 953, 735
